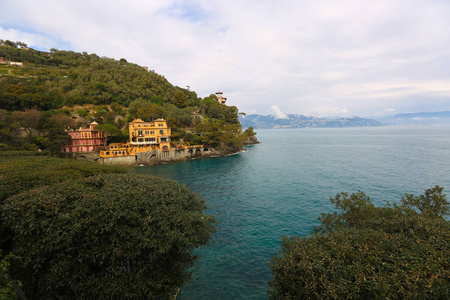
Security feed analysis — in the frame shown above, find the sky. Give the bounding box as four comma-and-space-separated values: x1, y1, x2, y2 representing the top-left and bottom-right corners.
1, 0, 450, 117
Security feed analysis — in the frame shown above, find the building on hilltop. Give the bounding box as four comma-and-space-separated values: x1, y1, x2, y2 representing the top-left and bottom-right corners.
100, 118, 172, 158
8, 61, 24, 67
215, 91, 227, 104
64, 121, 107, 153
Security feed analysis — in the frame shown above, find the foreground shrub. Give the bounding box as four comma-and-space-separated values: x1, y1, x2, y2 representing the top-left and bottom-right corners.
3, 174, 215, 299
0, 250, 20, 300
0, 153, 127, 202
269, 186, 450, 299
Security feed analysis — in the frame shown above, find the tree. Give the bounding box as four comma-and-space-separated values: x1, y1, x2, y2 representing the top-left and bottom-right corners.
11, 108, 42, 135
128, 98, 149, 118
0, 250, 21, 300
195, 118, 225, 147
0, 110, 18, 147
173, 90, 188, 108
241, 126, 257, 144
95, 123, 124, 144
401, 185, 449, 217
137, 104, 163, 121
268, 186, 450, 299
34, 112, 76, 154
162, 104, 193, 128
2, 174, 216, 299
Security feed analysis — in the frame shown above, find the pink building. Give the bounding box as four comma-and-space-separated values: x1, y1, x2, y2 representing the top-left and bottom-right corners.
64, 121, 107, 153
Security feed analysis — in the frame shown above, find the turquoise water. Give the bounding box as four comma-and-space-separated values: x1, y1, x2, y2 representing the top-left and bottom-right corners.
132, 126, 450, 299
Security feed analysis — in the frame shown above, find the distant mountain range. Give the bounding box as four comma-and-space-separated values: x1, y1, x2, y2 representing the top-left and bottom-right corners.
376, 111, 450, 125
239, 114, 381, 129
240, 111, 450, 129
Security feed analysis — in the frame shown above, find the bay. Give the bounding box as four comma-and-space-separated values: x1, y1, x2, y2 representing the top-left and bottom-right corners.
132, 125, 450, 299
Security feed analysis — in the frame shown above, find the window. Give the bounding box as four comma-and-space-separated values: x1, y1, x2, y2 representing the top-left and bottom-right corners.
150, 131, 154, 135
138, 130, 143, 136
145, 131, 149, 135
159, 123, 163, 127
160, 130, 164, 134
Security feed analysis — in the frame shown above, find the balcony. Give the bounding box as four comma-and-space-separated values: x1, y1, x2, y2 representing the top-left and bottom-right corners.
70, 136, 106, 140
130, 141, 158, 145
67, 142, 105, 147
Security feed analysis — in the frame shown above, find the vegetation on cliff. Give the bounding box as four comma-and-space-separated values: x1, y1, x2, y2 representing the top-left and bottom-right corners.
0, 40, 257, 153
269, 186, 450, 299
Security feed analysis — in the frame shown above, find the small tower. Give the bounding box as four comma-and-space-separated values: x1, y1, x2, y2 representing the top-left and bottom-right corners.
215, 91, 227, 105
89, 121, 99, 131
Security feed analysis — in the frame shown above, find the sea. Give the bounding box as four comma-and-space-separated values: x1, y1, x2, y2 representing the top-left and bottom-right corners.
132, 125, 450, 299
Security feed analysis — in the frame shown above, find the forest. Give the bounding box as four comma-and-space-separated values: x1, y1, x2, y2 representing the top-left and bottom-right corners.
0, 40, 256, 153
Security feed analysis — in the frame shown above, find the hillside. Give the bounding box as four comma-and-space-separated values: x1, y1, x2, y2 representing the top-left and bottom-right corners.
240, 114, 381, 129
0, 42, 198, 111
0, 40, 257, 153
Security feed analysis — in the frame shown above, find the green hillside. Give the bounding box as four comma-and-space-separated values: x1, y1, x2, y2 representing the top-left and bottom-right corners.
0, 40, 256, 153
0, 40, 197, 110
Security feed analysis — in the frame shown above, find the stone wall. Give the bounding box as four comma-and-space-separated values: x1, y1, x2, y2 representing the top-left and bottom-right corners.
136, 147, 213, 165
89, 146, 244, 166
99, 155, 137, 165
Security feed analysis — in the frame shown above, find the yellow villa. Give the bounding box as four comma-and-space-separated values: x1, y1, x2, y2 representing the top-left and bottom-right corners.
100, 118, 171, 158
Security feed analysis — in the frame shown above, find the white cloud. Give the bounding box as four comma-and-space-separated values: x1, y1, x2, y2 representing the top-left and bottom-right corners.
384, 108, 396, 113
270, 105, 288, 119
1, 0, 450, 116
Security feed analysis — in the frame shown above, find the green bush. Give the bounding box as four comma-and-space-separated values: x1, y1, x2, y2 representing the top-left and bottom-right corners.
0, 153, 127, 203
76, 108, 88, 117
0, 150, 50, 157
0, 250, 20, 300
2, 174, 215, 299
268, 187, 450, 299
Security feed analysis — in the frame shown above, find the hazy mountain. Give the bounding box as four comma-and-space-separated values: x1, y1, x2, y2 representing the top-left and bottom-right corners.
239, 114, 381, 129
377, 111, 450, 125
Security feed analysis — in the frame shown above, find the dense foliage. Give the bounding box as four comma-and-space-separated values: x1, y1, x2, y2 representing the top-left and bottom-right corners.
0, 250, 20, 300
0, 151, 126, 203
268, 186, 450, 299
0, 42, 256, 151
2, 172, 215, 299
0, 42, 198, 110
0, 152, 128, 297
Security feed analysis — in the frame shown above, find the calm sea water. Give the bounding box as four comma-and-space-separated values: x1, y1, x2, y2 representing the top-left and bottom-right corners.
132, 125, 450, 299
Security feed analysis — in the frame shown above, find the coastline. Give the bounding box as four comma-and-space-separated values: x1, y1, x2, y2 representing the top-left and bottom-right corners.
69, 141, 259, 166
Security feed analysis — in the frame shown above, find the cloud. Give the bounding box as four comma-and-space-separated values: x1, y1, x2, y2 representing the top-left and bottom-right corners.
270, 105, 289, 119
1, 1, 450, 117
384, 108, 396, 113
